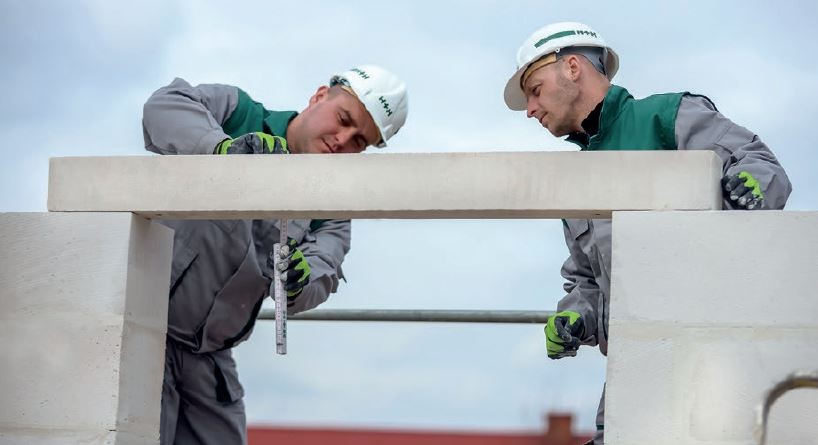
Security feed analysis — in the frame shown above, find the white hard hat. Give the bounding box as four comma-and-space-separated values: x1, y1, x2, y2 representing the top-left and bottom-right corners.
330, 65, 408, 148
503, 22, 619, 111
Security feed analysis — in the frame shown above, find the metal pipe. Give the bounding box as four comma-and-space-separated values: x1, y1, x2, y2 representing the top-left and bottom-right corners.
258, 309, 553, 324
755, 370, 818, 445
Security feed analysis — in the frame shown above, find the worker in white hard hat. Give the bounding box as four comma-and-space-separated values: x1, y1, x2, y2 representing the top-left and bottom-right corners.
504, 22, 791, 444
141, 65, 408, 445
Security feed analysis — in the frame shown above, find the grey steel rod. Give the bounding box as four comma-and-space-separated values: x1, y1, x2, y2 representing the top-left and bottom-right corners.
755, 370, 818, 445
258, 309, 553, 324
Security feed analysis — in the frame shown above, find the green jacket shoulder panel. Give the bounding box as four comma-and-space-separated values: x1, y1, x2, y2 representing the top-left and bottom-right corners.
222, 89, 270, 138
588, 85, 685, 151
222, 88, 298, 139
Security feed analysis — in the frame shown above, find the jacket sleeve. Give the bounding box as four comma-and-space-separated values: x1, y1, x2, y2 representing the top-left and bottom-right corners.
287, 219, 351, 314
142, 77, 238, 155
556, 221, 601, 347
675, 95, 792, 209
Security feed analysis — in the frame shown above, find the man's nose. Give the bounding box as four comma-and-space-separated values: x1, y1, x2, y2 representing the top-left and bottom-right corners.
526, 97, 539, 119
335, 128, 355, 148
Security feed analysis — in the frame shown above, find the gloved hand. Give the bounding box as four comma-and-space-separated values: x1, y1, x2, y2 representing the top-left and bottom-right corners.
267, 238, 311, 301
215, 132, 289, 155
545, 310, 584, 359
722, 171, 764, 210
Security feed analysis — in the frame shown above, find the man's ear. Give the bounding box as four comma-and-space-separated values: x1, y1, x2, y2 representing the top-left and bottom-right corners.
308, 85, 331, 107
566, 55, 582, 82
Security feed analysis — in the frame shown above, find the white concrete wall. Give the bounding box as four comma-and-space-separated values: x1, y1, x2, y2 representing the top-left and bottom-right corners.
26, 153, 813, 443
0, 213, 173, 445
47, 151, 723, 219
607, 211, 818, 445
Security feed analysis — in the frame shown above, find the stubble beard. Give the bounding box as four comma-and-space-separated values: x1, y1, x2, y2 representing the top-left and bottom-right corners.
550, 73, 582, 137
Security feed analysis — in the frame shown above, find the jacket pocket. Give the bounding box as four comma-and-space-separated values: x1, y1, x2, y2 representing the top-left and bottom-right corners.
196, 245, 268, 352
210, 350, 244, 403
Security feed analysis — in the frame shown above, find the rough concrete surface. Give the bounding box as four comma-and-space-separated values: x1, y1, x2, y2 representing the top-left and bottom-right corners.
607, 211, 818, 445
0, 213, 173, 444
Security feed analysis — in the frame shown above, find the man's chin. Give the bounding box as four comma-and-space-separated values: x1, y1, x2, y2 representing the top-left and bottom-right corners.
313, 141, 333, 154
548, 126, 571, 138
300, 145, 331, 154
540, 121, 563, 137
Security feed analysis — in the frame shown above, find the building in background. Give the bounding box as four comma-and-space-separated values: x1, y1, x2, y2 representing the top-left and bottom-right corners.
248, 412, 591, 445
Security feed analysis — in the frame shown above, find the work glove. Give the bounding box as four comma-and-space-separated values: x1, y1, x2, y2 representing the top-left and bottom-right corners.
722, 171, 764, 210
267, 238, 311, 302
545, 310, 584, 359
215, 132, 289, 155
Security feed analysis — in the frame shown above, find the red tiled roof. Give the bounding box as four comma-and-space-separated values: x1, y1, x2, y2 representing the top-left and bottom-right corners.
248, 414, 592, 445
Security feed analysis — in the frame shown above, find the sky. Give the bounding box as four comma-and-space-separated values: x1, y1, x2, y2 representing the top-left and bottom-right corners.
2, 0, 817, 434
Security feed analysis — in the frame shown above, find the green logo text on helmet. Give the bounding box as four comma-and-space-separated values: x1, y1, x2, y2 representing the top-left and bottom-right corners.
330, 65, 408, 148
503, 22, 619, 111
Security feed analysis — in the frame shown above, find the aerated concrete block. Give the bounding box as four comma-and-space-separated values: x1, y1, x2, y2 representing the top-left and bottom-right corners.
47, 151, 723, 219
0, 213, 173, 444
607, 211, 818, 445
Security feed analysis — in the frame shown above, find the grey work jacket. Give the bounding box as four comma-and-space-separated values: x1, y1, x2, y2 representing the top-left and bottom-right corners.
142, 78, 350, 353
559, 94, 792, 356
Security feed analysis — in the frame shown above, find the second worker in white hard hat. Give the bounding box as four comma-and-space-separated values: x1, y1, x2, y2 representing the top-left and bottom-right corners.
503, 22, 792, 444
142, 65, 408, 445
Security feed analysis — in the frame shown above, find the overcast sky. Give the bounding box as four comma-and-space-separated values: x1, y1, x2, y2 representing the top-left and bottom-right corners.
2, 0, 817, 434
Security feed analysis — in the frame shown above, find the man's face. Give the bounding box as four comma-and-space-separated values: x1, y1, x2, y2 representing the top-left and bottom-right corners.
288, 86, 381, 154
522, 58, 581, 137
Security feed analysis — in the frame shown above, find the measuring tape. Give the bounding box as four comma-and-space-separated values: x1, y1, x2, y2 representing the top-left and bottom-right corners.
273, 220, 288, 355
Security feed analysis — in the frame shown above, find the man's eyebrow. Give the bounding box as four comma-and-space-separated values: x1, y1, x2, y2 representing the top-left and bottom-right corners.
342, 106, 373, 147
524, 79, 539, 95
341, 107, 358, 128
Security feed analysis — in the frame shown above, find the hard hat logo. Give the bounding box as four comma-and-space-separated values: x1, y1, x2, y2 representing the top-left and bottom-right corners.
504, 22, 620, 111
350, 67, 371, 80
534, 30, 598, 48
330, 65, 408, 148
379, 96, 393, 117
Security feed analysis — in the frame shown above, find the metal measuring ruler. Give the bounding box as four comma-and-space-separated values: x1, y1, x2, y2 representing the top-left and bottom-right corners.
273, 220, 288, 354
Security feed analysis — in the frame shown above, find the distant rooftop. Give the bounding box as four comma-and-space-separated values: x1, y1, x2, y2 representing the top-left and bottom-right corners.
248, 412, 592, 445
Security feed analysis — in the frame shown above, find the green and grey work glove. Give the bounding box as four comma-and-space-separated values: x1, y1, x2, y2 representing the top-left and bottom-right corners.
267, 238, 311, 302
215, 132, 289, 155
722, 171, 764, 210
545, 310, 584, 359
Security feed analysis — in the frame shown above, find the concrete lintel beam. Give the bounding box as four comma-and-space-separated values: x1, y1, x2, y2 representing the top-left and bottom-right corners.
48, 151, 722, 219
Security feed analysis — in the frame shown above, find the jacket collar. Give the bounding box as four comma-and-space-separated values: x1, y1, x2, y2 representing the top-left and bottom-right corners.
566, 85, 631, 150
263, 110, 298, 138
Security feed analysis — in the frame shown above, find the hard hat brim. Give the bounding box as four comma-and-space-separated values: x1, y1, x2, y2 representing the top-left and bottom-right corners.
358, 102, 388, 148
503, 46, 619, 112
503, 66, 529, 111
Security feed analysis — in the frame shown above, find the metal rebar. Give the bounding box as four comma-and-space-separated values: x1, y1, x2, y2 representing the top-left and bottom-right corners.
258, 309, 553, 324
